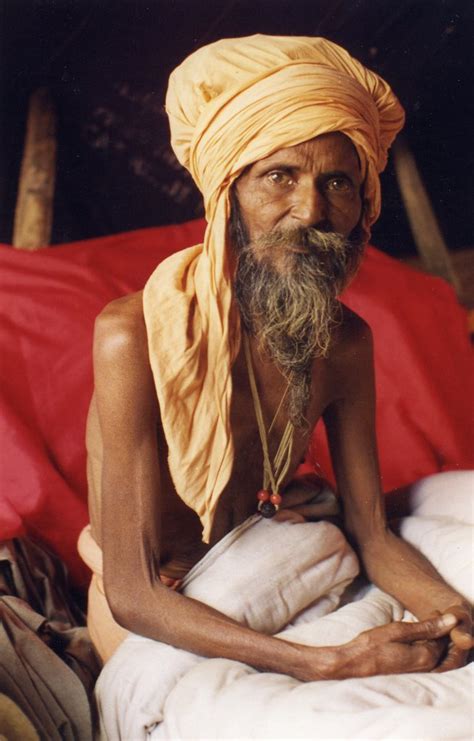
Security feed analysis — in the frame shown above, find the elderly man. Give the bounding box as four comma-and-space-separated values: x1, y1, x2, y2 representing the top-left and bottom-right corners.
79, 35, 472, 690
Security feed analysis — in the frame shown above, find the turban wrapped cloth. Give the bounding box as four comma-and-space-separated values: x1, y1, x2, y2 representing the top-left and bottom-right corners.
143, 35, 405, 541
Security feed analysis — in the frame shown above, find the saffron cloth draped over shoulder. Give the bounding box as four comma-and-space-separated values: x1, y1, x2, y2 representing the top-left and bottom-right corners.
143, 34, 405, 542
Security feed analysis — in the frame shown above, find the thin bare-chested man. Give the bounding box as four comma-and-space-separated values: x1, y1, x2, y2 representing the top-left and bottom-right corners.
81, 35, 472, 685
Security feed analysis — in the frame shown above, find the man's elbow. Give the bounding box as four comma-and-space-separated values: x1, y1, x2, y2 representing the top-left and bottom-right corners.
104, 579, 136, 631
104, 576, 150, 633
103, 567, 171, 638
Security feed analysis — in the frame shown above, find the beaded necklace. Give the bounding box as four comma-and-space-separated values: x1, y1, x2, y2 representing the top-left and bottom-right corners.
243, 333, 295, 517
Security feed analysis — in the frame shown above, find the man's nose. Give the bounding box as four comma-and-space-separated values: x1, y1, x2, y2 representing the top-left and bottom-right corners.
291, 182, 326, 227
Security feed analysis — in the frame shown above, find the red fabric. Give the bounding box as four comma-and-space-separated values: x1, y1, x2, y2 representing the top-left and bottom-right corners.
1, 219, 472, 585
312, 248, 474, 489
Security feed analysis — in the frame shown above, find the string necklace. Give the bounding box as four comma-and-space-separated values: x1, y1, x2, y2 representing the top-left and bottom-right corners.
243, 333, 295, 517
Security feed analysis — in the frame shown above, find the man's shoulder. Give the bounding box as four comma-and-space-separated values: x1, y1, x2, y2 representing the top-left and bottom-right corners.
328, 304, 373, 366
341, 303, 371, 340
339, 304, 372, 341
98, 290, 144, 325
94, 290, 148, 362
314, 305, 374, 402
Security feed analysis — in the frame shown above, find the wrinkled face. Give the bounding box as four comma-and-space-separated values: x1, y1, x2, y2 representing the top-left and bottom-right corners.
234, 132, 364, 267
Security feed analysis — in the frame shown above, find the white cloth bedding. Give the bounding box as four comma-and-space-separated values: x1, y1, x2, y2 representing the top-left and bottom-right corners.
96, 471, 473, 740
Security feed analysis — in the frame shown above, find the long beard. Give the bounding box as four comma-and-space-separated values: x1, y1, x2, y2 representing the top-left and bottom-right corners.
234, 226, 363, 429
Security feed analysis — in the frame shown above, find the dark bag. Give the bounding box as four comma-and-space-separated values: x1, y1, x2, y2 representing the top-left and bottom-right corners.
0, 539, 101, 740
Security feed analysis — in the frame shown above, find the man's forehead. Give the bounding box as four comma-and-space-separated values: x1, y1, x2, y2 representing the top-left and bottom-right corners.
250, 132, 361, 172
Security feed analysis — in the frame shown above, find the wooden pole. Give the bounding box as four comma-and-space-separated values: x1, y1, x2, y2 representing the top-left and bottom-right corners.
392, 137, 461, 295
12, 88, 57, 250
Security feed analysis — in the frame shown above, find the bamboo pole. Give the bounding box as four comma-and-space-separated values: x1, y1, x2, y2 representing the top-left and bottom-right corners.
392, 137, 461, 295
12, 88, 57, 249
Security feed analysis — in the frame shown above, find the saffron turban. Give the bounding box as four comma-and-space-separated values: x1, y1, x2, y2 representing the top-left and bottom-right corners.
143, 35, 405, 541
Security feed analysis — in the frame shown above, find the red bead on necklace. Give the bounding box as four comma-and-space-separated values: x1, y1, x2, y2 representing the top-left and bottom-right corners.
257, 489, 282, 518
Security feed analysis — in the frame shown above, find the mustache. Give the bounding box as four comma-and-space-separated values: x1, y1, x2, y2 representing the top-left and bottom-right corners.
252, 223, 340, 251
246, 225, 363, 294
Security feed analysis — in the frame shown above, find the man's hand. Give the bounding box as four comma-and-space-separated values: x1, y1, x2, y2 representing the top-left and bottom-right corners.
312, 613, 460, 680
432, 604, 473, 672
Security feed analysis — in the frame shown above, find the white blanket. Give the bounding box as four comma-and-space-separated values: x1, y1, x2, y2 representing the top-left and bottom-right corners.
96, 471, 473, 740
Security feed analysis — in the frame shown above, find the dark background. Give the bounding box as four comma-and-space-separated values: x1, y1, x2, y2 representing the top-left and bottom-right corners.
1, 0, 472, 256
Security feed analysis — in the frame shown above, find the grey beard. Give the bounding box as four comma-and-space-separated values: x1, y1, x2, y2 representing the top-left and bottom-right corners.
234, 226, 363, 429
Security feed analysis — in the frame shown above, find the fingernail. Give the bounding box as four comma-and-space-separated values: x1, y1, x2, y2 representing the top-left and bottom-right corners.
439, 613, 457, 628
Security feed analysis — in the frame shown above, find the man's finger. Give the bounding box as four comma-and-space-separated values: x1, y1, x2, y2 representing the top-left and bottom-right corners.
413, 638, 446, 671
432, 643, 469, 673
442, 605, 473, 650
390, 614, 458, 643
450, 626, 474, 650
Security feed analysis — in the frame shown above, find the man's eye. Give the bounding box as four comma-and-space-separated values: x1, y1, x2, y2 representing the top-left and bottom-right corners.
266, 171, 294, 186
326, 177, 352, 193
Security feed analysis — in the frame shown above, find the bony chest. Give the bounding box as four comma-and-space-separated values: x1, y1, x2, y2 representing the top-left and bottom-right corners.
234, 338, 311, 516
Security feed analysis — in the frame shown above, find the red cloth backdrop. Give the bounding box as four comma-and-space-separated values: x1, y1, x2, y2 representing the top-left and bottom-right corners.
1, 219, 473, 586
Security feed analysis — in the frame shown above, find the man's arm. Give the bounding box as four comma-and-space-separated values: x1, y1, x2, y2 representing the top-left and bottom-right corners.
93, 296, 460, 680
94, 294, 319, 678
323, 315, 473, 669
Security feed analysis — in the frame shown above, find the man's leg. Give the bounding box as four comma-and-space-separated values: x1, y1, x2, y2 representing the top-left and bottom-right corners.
95, 512, 359, 739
